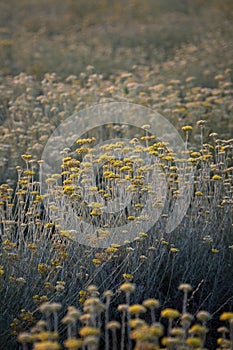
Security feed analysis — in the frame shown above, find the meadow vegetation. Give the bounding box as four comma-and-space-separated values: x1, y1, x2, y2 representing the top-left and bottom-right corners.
0, 1, 232, 349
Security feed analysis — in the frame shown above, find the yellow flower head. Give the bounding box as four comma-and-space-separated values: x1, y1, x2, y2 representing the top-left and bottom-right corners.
130, 318, 146, 328
182, 125, 193, 132
143, 299, 160, 309
220, 312, 233, 321
21, 154, 32, 160
189, 324, 208, 334
212, 175, 222, 181
161, 308, 180, 319
64, 338, 83, 349
79, 326, 100, 338
33, 341, 61, 350
186, 337, 201, 347
128, 304, 146, 315
122, 273, 133, 280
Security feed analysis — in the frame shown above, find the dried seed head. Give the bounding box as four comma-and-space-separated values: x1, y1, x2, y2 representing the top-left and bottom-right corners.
117, 304, 128, 312
17, 332, 33, 343
178, 283, 193, 293
196, 311, 211, 322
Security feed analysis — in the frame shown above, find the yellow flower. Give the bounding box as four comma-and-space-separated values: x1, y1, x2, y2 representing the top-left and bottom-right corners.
59, 231, 71, 240
64, 338, 83, 349
33, 341, 61, 350
45, 223, 55, 228
40, 296, 49, 303
130, 318, 146, 329
90, 209, 102, 216
182, 125, 193, 131
35, 332, 59, 341
92, 258, 102, 265
131, 326, 151, 341
111, 243, 121, 248
76, 137, 96, 145
191, 152, 201, 157
150, 323, 164, 336
163, 155, 174, 162
79, 326, 100, 338
211, 248, 219, 253
0, 266, 4, 275
143, 299, 160, 309
63, 179, 72, 185
120, 165, 132, 171
122, 273, 133, 280
24, 170, 35, 176
105, 247, 118, 254
63, 185, 76, 195
212, 175, 222, 181
128, 304, 146, 315
21, 154, 32, 160
170, 247, 179, 253
28, 243, 37, 250
186, 337, 201, 347
79, 290, 88, 296
51, 258, 61, 267
161, 308, 180, 319
38, 263, 49, 274
195, 191, 203, 196
217, 338, 231, 347
220, 312, 233, 321
189, 324, 208, 334
141, 135, 156, 141
139, 232, 148, 238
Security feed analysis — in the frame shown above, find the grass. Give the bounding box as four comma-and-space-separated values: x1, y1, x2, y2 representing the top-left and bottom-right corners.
0, 1, 233, 349
0, 106, 232, 348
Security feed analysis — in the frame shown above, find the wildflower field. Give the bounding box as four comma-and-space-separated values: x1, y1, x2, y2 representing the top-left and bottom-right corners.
0, 1, 233, 349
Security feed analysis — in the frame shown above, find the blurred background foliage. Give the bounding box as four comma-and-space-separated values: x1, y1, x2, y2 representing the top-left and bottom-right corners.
0, 0, 232, 84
